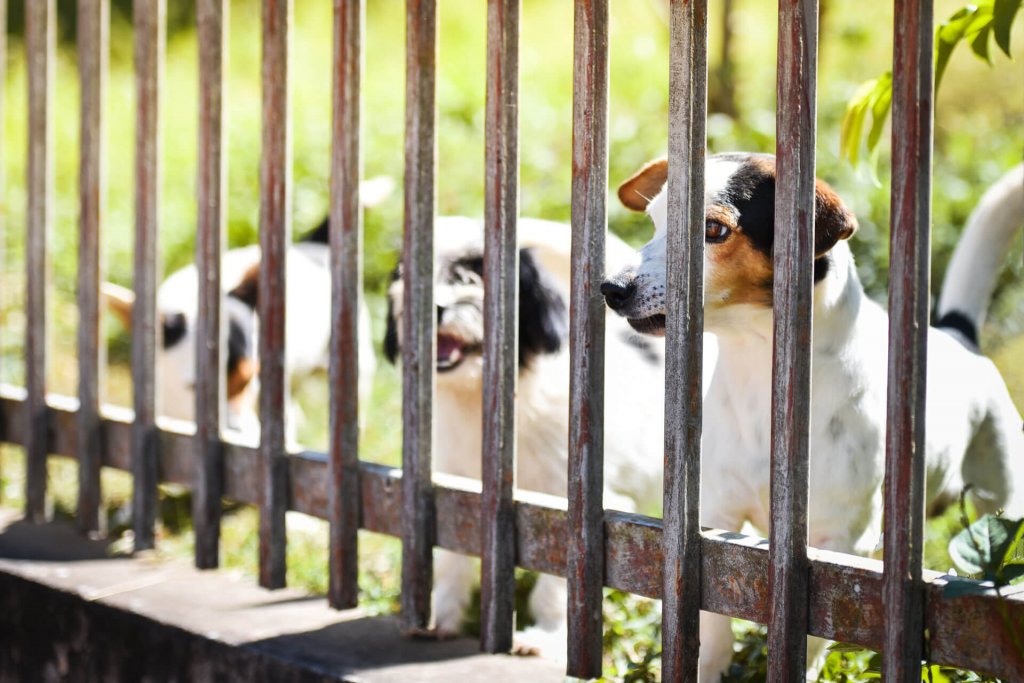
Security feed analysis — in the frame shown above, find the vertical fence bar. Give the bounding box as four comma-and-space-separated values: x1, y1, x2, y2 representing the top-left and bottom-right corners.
258, 0, 292, 590
566, 0, 608, 675
194, 0, 228, 570
0, 0, 5, 500
327, 0, 363, 610
661, 0, 708, 680
480, 0, 520, 654
77, 0, 108, 535
131, 0, 164, 551
400, 0, 438, 635
768, 0, 818, 679
25, 0, 55, 523
883, 0, 933, 678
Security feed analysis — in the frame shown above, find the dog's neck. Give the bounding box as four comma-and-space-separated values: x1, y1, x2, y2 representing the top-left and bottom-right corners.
709, 241, 865, 358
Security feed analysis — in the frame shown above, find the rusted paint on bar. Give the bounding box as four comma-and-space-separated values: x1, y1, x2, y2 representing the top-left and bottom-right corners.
566, 0, 608, 676
883, 0, 933, 678
327, 0, 363, 610
194, 0, 228, 570
0, 0, 6, 502
662, 0, 708, 679
25, 0, 56, 523
480, 0, 520, 655
258, 0, 292, 590
400, 0, 438, 635
1, 388, 1023, 678
769, 1, 818, 679
131, 0, 165, 551
77, 0, 109, 535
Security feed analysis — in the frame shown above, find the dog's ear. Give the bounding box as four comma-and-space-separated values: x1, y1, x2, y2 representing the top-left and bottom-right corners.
101, 282, 135, 328
518, 248, 568, 366
225, 298, 259, 398
617, 158, 668, 212
814, 178, 858, 256
382, 265, 401, 364
228, 262, 260, 309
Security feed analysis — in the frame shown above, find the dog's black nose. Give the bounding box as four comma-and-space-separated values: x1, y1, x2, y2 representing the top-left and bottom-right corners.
601, 280, 634, 312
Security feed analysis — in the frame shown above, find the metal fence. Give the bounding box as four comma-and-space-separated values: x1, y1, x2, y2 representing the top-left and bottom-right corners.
3, 0, 1023, 681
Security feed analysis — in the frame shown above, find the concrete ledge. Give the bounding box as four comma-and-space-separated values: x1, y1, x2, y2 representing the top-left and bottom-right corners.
0, 510, 565, 682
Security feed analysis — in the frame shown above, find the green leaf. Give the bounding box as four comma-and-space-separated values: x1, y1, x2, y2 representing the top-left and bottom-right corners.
970, 22, 994, 63
993, 0, 1023, 56
948, 514, 1024, 578
840, 78, 876, 165
936, 5, 986, 88
865, 72, 893, 154
1001, 561, 1024, 584
942, 575, 996, 598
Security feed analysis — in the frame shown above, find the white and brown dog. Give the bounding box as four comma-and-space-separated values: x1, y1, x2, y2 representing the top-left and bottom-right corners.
384, 216, 687, 657
104, 218, 377, 441
602, 154, 1024, 680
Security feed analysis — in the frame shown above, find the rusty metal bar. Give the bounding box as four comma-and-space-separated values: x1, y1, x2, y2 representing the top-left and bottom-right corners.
661, 0, 708, 679
480, 0, 520, 655
327, 0, 363, 610
76, 0, 109, 535
566, 0, 608, 675
3, 388, 1022, 679
258, 0, 292, 590
25, 0, 55, 523
131, 0, 164, 551
883, 0, 933, 678
194, 0, 228, 570
0, 0, 5, 502
400, 0, 438, 635
769, 0, 818, 679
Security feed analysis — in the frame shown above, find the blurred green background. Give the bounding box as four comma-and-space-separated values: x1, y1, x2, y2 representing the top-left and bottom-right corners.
0, 0, 1022, 680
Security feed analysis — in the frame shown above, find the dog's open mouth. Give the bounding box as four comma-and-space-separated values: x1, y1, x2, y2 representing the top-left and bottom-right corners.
627, 315, 667, 336
437, 333, 478, 372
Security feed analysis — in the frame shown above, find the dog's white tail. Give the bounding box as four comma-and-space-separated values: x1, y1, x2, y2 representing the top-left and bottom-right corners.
935, 163, 1024, 347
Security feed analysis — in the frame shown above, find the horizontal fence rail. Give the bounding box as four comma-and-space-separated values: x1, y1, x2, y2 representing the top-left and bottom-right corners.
0, 388, 1021, 678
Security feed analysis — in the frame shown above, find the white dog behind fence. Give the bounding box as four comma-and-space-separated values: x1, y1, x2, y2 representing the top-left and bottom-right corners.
384, 216, 715, 657
602, 155, 1024, 680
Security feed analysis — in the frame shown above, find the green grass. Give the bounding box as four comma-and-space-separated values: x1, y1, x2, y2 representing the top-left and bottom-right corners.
1, 0, 1023, 679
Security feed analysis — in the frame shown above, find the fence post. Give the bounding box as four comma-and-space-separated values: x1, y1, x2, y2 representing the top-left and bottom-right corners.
258, 0, 293, 590
661, 0, 708, 679
327, 0, 365, 610
768, 1, 818, 680
400, 0, 438, 635
77, 0, 109, 536
25, 0, 55, 524
480, 0, 520, 655
883, 0, 933, 678
194, 0, 228, 570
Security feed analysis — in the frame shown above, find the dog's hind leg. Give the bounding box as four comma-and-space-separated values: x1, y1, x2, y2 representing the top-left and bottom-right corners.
433, 549, 476, 638
514, 573, 569, 662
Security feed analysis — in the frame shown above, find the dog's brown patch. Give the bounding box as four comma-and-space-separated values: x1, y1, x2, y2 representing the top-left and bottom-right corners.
705, 202, 774, 308
617, 158, 668, 212
227, 357, 258, 400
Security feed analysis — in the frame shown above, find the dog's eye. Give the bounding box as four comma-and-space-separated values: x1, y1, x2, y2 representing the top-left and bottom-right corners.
705, 220, 729, 243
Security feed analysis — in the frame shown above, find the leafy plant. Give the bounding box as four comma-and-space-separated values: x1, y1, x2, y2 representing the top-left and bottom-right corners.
840, 0, 1022, 167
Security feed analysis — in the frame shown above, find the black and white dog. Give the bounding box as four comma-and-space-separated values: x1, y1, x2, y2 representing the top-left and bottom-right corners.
104, 216, 378, 440
602, 155, 1024, 680
384, 216, 684, 657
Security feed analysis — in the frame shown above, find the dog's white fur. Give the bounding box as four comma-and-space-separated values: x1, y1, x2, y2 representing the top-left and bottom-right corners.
605, 155, 1024, 680
105, 240, 376, 441
386, 216, 687, 657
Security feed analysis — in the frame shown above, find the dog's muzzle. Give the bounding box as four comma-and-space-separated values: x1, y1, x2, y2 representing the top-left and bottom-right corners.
601, 278, 667, 336
600, 279, 634, 313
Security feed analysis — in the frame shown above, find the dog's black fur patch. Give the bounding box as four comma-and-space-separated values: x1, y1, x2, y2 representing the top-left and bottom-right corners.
382, 248, 568, 369
620, 330, 662, 365
225, 296, 256, 378
935, 309, 979, 348
162, 313, 187, 349
302, 218, 330, 245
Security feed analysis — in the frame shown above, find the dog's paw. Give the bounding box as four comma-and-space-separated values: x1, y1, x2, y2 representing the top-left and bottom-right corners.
511, 625, 568, 663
